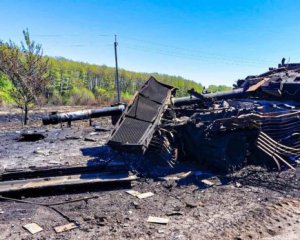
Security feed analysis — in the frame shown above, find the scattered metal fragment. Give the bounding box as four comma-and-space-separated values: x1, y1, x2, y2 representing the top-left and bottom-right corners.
54, 223, 78, 233
126, 190, 154, 199
166, 211, 184, 216
178, 171, 193, 178
201, 179, 215, 186
23, 223, 43, 234
126, 190, 141, 197
161, 171, 193, 181
94, 125, 111, 132
137, 192, 154, 199
146, 216, 169, 224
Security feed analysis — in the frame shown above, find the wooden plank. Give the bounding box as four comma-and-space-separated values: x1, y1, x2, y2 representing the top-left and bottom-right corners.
0, 172, 138, 193
126, 190, 154, 199
23, 223, 43, 234
246, 78, 269, 92
54, 223, 78, 233
125, 190, 141, 197
137, 192, 154, 199
201, 179, 215, 186
146, 216, 169, 224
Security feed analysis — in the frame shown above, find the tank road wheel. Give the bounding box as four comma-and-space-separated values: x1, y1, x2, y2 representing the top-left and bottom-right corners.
200, 131, 249, 173
186, 132, 249, 172
146, 130, 179, 167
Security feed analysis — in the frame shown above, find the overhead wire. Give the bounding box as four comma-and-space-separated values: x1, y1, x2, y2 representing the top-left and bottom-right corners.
15, 32, 277, 67
123, 44, 270, 67
120, 35, 275, 65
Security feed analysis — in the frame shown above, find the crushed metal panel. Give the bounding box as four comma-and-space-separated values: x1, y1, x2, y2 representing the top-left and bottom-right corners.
0, 172, 138, 194
139, 77, 172, 103
107, 77, 175, 153
127, 95, 162, 122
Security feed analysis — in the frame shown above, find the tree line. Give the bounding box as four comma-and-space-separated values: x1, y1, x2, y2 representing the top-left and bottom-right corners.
1, 56, 231, 106
45, 56, 205, 105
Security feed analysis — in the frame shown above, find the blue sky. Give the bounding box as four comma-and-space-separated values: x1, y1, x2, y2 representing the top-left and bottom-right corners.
1, 0, 300, 86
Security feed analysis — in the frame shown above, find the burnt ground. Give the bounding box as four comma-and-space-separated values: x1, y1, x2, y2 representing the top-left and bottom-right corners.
0, 106, 299, 240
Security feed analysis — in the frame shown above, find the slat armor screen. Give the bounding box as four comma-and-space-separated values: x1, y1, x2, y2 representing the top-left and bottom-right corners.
107, 77, 174, 153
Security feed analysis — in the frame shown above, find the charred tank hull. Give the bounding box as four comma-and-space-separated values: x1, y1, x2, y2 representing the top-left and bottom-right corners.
107, 63, 300, 172
175, 99, 300, 172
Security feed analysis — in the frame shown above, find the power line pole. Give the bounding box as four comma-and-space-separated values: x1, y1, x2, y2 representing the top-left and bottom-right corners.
114, 34, 121, 103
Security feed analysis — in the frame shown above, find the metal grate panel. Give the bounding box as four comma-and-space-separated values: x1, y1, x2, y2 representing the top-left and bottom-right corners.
127, 95, 161, 123
107, 77, 174, 152
109, 118, 151, 144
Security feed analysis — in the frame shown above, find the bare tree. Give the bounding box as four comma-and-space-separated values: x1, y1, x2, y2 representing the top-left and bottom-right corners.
0, 29, 51, 125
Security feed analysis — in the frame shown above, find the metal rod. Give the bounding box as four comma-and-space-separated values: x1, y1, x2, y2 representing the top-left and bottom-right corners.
0, 195, 98, 207
172, 88, 245, 106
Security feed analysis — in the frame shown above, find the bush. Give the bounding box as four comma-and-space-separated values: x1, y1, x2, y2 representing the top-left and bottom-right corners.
121, 91, 133, 103
68, 87, 96, 105
0, 75, 14, 106
94, 87, 114, 105
48, 89, 64, 105
0, 91, 12, 105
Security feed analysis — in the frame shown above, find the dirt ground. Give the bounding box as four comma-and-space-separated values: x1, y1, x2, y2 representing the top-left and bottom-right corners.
0, 106, 299, 240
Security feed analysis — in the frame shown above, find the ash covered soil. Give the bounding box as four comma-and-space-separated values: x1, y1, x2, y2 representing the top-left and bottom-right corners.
0, 107, 299, 240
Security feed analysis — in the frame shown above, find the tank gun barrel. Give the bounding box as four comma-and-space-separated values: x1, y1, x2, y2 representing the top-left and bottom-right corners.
42, 104, 125, 125
172, 88, 245, 107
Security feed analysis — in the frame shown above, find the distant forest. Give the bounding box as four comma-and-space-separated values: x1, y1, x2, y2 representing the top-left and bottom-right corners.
0, 56, 231, 106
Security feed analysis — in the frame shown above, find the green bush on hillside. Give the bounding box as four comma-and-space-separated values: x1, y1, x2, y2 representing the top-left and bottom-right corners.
68, 87, 96, 105
0, 74, 14, 105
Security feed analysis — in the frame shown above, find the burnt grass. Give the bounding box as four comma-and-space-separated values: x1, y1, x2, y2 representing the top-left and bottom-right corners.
0, 107, 299, 240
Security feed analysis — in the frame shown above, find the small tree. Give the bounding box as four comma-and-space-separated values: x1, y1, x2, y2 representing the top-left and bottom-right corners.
0, 29, 51, 125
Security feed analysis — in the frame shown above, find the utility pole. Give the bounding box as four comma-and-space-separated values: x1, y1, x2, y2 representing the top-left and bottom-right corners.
114, 34, 121, 103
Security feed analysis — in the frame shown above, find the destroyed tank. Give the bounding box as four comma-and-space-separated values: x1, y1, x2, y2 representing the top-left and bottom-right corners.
43, 62, 300, 172
107, 62, 300, 172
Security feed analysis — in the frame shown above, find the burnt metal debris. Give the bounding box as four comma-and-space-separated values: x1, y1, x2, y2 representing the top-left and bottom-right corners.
41, 61, 300, 173
0, 163, 136, 194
